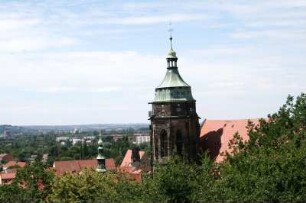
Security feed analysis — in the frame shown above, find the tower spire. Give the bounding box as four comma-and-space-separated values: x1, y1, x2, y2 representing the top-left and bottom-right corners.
166, 22, 178, 68
149, 36, 200, 164
96, 131, 106, 173
168, 22, 173, 50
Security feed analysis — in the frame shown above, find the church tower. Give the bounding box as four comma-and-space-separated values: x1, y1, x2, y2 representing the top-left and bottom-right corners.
149, 36, 200, 162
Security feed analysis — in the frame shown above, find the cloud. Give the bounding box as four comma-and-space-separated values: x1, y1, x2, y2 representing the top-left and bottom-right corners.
106, 13, 210, 25
0, 51, 163, 91
0, 7, 78, 53
0, 0, 305, 124
0, 18, 41, 32
231, 29, 306, 41
30, 86, 121, 94
0, 37, 77, 53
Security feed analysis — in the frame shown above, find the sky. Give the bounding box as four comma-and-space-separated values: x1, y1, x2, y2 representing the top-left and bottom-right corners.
0, 0, 305, 125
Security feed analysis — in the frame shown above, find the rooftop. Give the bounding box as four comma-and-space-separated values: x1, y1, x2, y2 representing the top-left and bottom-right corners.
157, 68, 190, 89
200, 119, 261, 162
120, 149, 145, 169
3, 161, 26, 169
53, 159, 116, 176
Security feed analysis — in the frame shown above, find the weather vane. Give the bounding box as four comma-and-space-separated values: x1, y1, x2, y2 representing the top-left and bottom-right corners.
168, 21, 173, 49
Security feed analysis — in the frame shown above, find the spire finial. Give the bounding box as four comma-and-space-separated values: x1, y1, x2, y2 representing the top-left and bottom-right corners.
98, 130, 103, 145
168, 22, 173, 49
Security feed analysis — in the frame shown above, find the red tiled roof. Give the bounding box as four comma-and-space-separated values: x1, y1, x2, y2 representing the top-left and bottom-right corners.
1, 172, 16, 180
4, 161, 26, 169
120, 149, 145, 168
5, 169, 17, 174
119, 149, 146, 182
53, 158, 116, 176
105, 158, 116, 170
77, 160, 97, 169
200, 119, 260, 162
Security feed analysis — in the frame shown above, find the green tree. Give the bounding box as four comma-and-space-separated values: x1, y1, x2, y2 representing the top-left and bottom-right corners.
13, 161, 55, 202
144, 157, 198, 202
49, 169, 119, 202
215, 94, 306, 202
0, 184, 23, 203
0, 162, 54, 203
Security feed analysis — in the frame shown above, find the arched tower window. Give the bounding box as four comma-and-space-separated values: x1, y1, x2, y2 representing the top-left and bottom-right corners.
176, 130, 183, 155
160, 130, 168, 157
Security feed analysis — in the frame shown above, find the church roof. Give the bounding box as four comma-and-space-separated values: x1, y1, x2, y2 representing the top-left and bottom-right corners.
153, 37, 195, 102
53, 159, 116, 176
200, 119, 261, 162
120, 149, 145, 169
157, 68, 190, 88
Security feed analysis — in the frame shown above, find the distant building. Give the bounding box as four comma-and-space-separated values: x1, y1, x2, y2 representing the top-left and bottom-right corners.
42, 154, 49, 163
53, 132, 116, 175
60, 141, 66, 146
135, 135, 150, 145
3, 129, 10, 138
0, 161, 26, 185
72, 138, 83, 145
56, 136, 70, 142
112, 134, 125, 142
83, 136, 95, 140
2, 161, 26, 170
84, 136, 96, 145
56, 136, 95, 146
72, 128, 81, 134
28, 154, 38, 163
0, 172, 16, 185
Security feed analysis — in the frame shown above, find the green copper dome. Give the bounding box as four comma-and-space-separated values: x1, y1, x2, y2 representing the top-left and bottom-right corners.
157, 68, 189, 88
153, 41, 195, 103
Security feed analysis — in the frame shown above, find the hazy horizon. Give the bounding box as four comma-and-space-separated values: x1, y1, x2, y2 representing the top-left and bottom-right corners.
1, 123, 150, 127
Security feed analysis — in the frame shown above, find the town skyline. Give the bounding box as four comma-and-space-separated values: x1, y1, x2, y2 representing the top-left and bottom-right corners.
1, 0, 305, 125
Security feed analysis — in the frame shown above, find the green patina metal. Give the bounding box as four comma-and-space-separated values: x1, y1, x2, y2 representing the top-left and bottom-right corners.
157, 68, 189, 88
154, 86, 194, 102
154, 46, 195, 102
96, 133, 106, 173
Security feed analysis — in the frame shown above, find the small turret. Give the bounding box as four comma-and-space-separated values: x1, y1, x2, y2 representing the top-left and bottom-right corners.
96, 131, 106, 173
